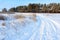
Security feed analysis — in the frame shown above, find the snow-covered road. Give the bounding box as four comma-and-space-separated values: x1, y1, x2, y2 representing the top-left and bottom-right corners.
0, 13, 60, 40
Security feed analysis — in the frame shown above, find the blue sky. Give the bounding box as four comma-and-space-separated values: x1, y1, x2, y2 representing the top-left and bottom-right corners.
0, 0, 60, 11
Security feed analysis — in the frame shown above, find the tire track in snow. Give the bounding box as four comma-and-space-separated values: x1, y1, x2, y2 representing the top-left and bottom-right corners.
37, 14, 60, 40
42, 18, 57, 40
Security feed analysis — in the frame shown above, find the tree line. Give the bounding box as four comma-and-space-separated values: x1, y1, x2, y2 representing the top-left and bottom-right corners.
2, 3, 60, 13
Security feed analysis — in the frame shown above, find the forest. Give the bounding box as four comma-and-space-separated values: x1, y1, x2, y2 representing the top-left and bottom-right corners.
2, 3, 60, 13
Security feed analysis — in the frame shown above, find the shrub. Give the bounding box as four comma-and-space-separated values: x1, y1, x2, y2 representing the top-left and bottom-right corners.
0, 15, 6, 20
14, 15, 25, 19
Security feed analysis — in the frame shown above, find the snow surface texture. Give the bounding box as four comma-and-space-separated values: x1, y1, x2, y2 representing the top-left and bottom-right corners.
0, 13, 60, 40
